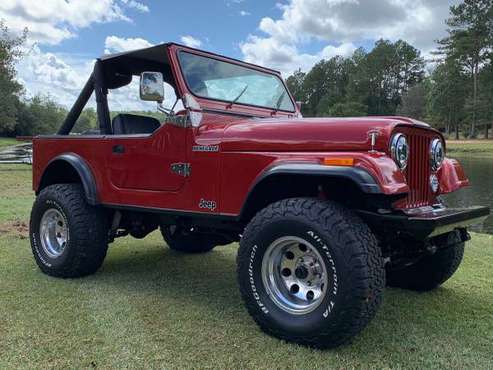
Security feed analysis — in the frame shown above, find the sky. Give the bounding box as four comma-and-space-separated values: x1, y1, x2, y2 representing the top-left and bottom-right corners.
1, 0, 460, 110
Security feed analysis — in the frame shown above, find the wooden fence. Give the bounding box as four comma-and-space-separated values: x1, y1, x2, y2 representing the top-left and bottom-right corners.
0, 142, 33, 164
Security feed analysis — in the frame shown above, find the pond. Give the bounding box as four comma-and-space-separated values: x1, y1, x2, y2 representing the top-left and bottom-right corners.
443, 155, 493, 234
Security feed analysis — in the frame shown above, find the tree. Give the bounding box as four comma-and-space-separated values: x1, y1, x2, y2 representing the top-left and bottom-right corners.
285, 69, 306, 103
397, 82, 428, 121
437, 0, 493, 137
301, 56, 354, 116
73, 108, 97, 133
348, 40, 425, 115
328, 102, 368, 117
427, 60, 468, 139
477, 63, 493, 138
0, 22, 27, 136
16, 95, 66, 136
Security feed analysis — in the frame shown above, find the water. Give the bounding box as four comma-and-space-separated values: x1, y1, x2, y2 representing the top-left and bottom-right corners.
443, 155, 493, 234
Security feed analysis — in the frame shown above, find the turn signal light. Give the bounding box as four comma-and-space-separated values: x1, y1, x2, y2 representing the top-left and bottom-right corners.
323, 158, 355, 166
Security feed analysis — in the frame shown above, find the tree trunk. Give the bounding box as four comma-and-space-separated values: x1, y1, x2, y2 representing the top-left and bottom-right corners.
447, 110, 452, 136
455, 122, 459, 140
486, 124, 489, 139
471, 62, 478, 138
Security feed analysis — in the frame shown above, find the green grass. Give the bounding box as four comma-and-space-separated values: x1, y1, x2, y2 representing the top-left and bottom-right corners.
0, 137, 18, 151
446, 140, 493, 158
1, 164, 492, 368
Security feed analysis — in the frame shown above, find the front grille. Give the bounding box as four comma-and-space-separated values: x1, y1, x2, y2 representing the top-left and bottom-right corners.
395, 129, 437, 209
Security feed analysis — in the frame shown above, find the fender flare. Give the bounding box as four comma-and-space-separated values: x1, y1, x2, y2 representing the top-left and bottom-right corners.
239, 163, 383, 219
39, 153, 99, 205
253, 163, 382, 193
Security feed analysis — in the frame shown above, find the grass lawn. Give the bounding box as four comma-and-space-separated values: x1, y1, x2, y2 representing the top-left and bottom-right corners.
0, 137, 18, 151
446, 139, 493, 157
1, 165, 492, 369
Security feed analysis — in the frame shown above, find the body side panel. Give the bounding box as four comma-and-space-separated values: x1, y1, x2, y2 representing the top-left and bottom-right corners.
33, 115, 469, 218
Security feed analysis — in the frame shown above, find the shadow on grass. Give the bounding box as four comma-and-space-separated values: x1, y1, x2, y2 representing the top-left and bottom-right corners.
95, 244, 243, 310
84, 242, 491, 356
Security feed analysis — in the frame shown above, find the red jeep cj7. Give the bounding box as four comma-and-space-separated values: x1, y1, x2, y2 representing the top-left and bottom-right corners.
30, 43, 489, 348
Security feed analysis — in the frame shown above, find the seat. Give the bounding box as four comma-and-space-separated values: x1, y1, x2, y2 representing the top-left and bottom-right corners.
112, 114, 161, 135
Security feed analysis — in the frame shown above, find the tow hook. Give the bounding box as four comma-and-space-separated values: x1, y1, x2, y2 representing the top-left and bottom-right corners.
427, 228, 470, 255
426, 243, 437, 255
448, 228, 471, 244
458, 228, 471, 243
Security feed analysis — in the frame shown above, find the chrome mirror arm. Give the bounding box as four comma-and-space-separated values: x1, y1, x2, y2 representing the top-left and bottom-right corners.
157, 101, 173, 116
182, 93, 203, 127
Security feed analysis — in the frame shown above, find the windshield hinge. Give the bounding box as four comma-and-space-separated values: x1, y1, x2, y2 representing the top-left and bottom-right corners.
170, 162, 191, 177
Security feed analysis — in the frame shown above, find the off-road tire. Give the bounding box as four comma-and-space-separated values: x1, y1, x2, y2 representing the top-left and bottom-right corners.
387, 238, 464, 291
30, 184, 109, 278
160, 225, 217, 253
237, 198, 385, 348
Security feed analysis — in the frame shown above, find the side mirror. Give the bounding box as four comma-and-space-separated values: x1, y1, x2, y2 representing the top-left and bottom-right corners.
296, 101, 303, 111
140, 71, 164, 102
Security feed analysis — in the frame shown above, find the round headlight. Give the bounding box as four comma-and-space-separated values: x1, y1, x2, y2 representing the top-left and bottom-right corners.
430, 138, 444, 171
390, 133, 409, 170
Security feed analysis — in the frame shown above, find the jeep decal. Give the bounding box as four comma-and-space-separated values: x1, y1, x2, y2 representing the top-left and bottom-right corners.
198, 198, 217, 211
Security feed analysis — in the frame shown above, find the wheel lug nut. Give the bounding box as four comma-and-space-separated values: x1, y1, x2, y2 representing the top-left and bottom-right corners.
290, 284, 300, 294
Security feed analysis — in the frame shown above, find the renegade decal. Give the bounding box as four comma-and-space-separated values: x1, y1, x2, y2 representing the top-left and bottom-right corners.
192, 145, 219, 152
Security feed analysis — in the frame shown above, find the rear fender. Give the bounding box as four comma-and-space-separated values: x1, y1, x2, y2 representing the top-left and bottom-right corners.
37, 153, 98, 205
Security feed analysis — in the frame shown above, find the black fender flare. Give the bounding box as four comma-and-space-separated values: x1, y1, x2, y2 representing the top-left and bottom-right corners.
239, 163, 383, 219
39, 153, 99, 205
254, 163, 382, 193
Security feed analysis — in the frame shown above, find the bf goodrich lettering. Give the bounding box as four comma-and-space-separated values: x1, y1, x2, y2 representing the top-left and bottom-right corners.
307, 230, 338, 318
250, 244, 268, 314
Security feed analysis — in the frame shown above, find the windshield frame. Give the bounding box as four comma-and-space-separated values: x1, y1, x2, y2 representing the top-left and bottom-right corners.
177, 50, 296, 113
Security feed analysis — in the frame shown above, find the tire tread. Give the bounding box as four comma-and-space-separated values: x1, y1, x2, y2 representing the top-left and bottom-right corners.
30, 184, 108, 278
237, 198, 385, 348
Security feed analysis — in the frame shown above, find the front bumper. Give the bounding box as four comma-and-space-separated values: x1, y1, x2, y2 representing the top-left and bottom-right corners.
359, 206, 490, 240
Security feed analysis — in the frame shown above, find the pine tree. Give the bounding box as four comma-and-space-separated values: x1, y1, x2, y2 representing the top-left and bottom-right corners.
437, 0, 493, 137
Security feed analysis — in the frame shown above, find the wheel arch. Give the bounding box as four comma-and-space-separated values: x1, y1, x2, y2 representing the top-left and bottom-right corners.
37, 153, 99, 205
239, 163, 389, 222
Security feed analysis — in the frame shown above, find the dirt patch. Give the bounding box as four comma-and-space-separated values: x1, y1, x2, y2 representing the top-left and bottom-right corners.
0, 220, 29, 239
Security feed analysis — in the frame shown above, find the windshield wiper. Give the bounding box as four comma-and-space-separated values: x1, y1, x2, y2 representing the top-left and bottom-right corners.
274, 90, 286, 111
227, 84, 248, 108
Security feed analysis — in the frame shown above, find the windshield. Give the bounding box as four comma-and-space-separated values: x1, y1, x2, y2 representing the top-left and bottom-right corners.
178, 51, 295, 112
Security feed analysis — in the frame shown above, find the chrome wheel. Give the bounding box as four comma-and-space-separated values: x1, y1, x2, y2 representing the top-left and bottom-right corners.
261, 236, 328, 315
40, 208, 68, 258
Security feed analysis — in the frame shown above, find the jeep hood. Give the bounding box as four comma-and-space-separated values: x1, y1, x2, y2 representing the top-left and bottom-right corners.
221, 116, 432, 152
